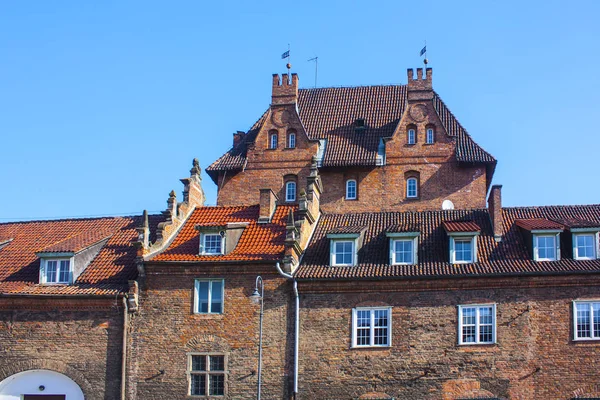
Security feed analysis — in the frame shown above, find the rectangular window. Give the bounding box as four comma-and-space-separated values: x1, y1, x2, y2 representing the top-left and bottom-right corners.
332, 240, 354, 266
458, 304, 496, 345
43, 259, 71, 284
407, 129, 415, 145
426, 128, 434, 144
535, 235, 556, 261
574, 301, 600, 340
202, 234, 223, 255
392, 239, 414, 265
575, 234, 596, 260
450, 236, 476, 264
195, 279, 224, 314
352, 307, 391, 347
189, 354, 226, 396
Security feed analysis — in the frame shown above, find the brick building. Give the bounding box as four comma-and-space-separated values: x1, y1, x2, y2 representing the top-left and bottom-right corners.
1, 68, 599, 400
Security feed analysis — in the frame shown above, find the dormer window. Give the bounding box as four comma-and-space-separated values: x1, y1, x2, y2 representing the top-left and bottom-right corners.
407, 128, 416, 145
535, 235, 557, 261
574, 233, 597, 260
269, 132, 278, 149
426, 128, 435, 144
327, 227, 366, 267
386, 232, 419, 265
515, 219, 564, 262
332, 240, 355, 266
41, 258, 72, 284
443, 221, 480, 264
200, 233, 224, 255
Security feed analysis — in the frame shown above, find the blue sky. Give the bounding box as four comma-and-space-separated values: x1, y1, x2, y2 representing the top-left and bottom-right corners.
1, 0, 599, 221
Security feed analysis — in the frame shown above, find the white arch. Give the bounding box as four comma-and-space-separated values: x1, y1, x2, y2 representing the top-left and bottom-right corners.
0, 369, 84, 400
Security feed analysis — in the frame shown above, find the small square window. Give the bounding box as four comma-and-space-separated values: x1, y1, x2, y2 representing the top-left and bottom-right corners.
189, 354, 226, 396
458, 304, 496, 345
201, 234, 223, 255
534, 234, 557, 261
41, 259, 72, 284
391, 238, 416, 265
352, 307, 392, 347
195, 279, 224, 314
574, 234, 597, 260
574, 301, 600, 340
450, 236, 476, 264
331, 240, 355, 266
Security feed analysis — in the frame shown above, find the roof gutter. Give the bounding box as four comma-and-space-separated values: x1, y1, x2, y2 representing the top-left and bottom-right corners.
275, 262, 298, 398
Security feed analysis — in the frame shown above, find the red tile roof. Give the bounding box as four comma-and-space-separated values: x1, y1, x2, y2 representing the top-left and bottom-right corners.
515, 218, 564, 231
295, 205, 600, 280
207, 86, 496, 182
151, 205, 296, 262
0, 215, 162, 296
327, 225, 367, 235
443, 221, 481, 233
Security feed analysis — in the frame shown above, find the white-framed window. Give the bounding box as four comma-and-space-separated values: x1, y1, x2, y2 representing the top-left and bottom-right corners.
285, 181, 296, 202
450, 236, 477, 264
407, 129, 416, 145
406, 177, 418, 198
426, 128, 435, 144
331, 240, 355, 266
352, 307, 392, 347
288, 132, 296, 148
574, 301, 600, 340
458, 304, 496, 345
574, 233, 597, 260
188, 353, 226, 396
346, 179, 357, 200
41, 259, 72, 284
391, 238, 416, 265
201, 233, 224, 255
194, 279, 224, 314
269, 132, 278, 149
534, 234, 558, 261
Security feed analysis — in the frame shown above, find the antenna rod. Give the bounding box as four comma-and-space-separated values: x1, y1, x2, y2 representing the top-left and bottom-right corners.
308, 56, 318, 88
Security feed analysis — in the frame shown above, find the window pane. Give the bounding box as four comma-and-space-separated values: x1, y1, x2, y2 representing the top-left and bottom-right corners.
46, 261, 57, 282
204, 235, 222, 254
479, 324, 493, 343
479, 307, 493, 325
286, 182, 296, 201
394, 240, 413, 264
58, 260, 70, 283
373, 309, 389, 345
197, 281, 209, 313
334, 241, 353, 265
594, 303, 600, 338
455, 239, 472, 262
407, 178, 417, 197
210, 281, 223, 313
209, 374, 225, 395
462, 307, 476, 326
289, 133, 295, 148
210, 355, 225, 371
577, 303, 591, 338
462, 325, 476, 343
191, 374, 206, 396
576, 235, 595, 259
537, 236, 555, 260
346, 181, 356, 199
192, 355, 206, 371
408, 129, 415, 144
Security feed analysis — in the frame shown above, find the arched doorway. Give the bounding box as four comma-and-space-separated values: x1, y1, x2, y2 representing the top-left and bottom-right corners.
0, 369, 84, 400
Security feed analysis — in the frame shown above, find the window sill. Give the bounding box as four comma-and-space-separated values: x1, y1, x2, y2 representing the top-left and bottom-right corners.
192, 313, 225, 319
345, 198, 358, 201
283, 147, 296, 150
573, 337, 600, 342
351, 345, 391, 350
405, 197, 419, 201
423, 142, 435, 146
456, 343, 498, 351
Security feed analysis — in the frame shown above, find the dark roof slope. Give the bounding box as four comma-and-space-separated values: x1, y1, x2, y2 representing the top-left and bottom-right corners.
296, 205, 600, 280
0, 214, 163, 296
207, 85, 495, 180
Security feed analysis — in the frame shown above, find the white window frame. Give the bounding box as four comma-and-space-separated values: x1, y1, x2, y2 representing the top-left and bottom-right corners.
407, 129, 416, 145
285, 181, 296, 202
406, 177, 418, 198
351, 307, 392, 348
449, 234, 478, 264
39, 257, 73, 284
200, 233, 224, 255
572, 230, 599, 260
345, 179, 357, 200
188, 352, 227, 396
426, 128, 434, 144
533, 232, 560, 261
458, 304, 496, 345
330, 238, 357, 266
287, 132, 296, 148
387, 233, 419, 265
194, 279, 225, 314
573, 300, 600, 341
269, 133, 278, 149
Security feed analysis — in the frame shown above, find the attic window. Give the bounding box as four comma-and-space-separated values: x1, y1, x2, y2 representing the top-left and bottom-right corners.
443, 221, 481, 264
201, 233, 224, 255
40, 258, 73, 284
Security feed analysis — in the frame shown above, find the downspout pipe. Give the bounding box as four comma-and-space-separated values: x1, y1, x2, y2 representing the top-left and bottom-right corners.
121, 296, 129, 400
275, 262, 298, 398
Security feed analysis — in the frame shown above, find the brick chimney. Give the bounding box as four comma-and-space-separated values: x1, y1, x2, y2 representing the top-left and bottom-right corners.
233, 131, 246, 147
258, 188, 278, 223
272, 73, 299, 105
407, 68, 433, 101
488, 185, 503, 241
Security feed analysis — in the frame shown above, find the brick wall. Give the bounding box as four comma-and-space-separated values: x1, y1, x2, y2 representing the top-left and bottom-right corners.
295, 275, 600, 399
128, 263, 292, 400
0, 297, 124, 400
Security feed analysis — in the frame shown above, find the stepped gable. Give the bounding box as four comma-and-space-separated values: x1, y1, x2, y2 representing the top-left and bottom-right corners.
150, 204, 297, 262
0, 214, 163, 296
296, 204, 600, 280
207, 84, 495, 182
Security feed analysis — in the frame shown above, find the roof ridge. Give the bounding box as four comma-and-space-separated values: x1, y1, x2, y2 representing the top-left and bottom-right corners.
0, 215, 139, 226
321, 208, 489, 217
504, 204, 600, 210
299, 84, 407, 90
